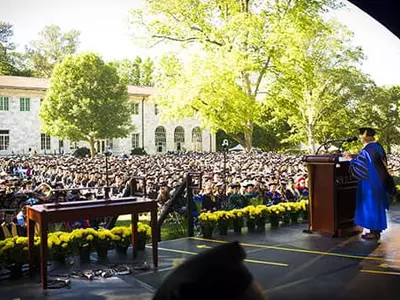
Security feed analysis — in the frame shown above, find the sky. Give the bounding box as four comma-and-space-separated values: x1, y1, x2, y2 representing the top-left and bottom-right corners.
1, 0, 400, 86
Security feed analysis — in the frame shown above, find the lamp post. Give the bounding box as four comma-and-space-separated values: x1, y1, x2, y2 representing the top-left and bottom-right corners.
222, 139, 229, 184
105, 146, 112, 199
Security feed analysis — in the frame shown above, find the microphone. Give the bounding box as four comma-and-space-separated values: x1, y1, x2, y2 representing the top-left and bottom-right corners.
344, 136, 357, 143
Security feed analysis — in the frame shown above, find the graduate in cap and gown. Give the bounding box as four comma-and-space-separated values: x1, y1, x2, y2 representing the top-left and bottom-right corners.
343, 127, 396, 240
153, 241, 266, 300
227, 183, 246, 210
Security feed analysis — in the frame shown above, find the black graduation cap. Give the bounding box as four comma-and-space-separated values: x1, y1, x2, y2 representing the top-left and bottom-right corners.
244, 182, 255, 188
229, 182, 240, 188
359, 127, 376, 137
153, 241, 252, 300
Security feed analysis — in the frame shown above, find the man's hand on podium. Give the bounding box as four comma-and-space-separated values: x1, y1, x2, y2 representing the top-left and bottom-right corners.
343, 152, 352, 161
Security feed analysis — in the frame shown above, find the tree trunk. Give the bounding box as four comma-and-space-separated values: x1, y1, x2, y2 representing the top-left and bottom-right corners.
307, 128, 316, 154
243, 121, 253, 152
89, 136, 96, 158
386, 136, 391, 154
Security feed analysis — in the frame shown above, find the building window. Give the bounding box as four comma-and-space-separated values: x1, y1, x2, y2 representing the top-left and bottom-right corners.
174, 126, 185, 152
132, 133, 140, 149
58, 140, 64, 153
154, 104, 159, 115
40, 133, 51, 150
106, 139, 113, 150
0, 97, 9, 111
20, 97, 30, 111
0, 130, 10, 150
70, 141, 78, 151
132, 103, 139, 115
192, 127, 202, 152
155, 126, 166, 153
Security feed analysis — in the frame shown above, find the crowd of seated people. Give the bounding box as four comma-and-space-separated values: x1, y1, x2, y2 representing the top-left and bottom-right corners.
5, 149, 400, 239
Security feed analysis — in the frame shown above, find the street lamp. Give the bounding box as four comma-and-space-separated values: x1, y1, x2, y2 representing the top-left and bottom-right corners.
105, 146, 112, 199
222, 139, 229, 184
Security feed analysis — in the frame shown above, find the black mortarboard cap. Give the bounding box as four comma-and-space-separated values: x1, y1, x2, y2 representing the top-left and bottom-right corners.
359, 127, 376, 137
153, 241, 252, 300
229, 182, 240, 188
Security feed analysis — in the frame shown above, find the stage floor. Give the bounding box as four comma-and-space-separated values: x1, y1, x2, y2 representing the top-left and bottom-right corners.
3, 207, 400, 300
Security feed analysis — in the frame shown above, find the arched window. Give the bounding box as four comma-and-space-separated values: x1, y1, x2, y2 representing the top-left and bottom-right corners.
192, 127, 202, 152
174, 126, 185, 152
155, 126, 166, 153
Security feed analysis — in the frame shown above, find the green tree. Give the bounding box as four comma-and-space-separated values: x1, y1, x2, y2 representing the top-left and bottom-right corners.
0, 22, 32, 76
111, 56, 154, 86
355, 86, 400, 154
267, 18, 370, 153
26, 25, 80, 77
132, 0, 340, 151
39, 52, 133, 157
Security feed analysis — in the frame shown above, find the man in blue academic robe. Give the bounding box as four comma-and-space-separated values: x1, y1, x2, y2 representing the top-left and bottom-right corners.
344, 127, 395, 240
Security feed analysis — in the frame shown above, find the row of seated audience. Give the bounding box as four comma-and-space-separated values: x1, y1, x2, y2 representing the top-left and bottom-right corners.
1, 152, 311, 239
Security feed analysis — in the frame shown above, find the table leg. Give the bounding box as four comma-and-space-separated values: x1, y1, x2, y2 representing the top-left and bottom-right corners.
28, 219, 35, 277
39, 219, 48, 290
151, 208, 158, 268
132, 213, 138, 259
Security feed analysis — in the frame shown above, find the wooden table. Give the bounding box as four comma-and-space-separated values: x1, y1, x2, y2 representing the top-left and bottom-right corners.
26, 197, 158, 290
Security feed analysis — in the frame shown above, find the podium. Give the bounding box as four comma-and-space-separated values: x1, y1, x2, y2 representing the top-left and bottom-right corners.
303, 155, 357, 237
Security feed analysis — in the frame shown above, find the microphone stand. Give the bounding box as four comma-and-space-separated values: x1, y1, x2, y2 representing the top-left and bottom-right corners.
316, 141, 331, 155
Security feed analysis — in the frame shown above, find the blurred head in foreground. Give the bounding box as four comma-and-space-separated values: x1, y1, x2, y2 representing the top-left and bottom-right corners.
153, 241, 266, 300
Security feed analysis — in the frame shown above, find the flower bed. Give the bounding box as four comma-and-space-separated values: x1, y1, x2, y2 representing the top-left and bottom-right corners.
0, 223, 151, 271
197, 200, 309, 238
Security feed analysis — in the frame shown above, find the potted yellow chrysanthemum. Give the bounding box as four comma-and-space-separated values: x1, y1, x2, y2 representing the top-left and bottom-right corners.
254, 205, 269, 231
0, 236, 30, 279
230, 209, 244, 234
215, 211, 231, 236
94, 228, 117, 259
48, 231, 73, 263
137, 222, 151, 250
299, 199, 309, 222
111, 226, 132, 254
242, 206, 256, 232
198, 212, 217, 238
269, 204, 285, 228
70, 228, 97, 263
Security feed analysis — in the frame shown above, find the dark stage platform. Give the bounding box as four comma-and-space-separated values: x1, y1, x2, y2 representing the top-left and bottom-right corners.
2, 207, 400, 300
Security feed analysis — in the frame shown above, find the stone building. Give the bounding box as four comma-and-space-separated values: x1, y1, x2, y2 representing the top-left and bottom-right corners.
0, 76, 216, 155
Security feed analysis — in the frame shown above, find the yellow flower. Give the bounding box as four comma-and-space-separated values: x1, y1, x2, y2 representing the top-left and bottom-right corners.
48, 240, 53, 249
4, 240, 15, 250
73, 229, 83, 239
86, 234, 94, 241
60, 234, 70, 243
54, 237, 61, 246
97, 232, 106, 240
16, 237, 27, 245
61, 243, 68, 248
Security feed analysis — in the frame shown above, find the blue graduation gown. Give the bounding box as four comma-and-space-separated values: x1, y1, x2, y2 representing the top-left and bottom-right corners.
349, 142, 395, 231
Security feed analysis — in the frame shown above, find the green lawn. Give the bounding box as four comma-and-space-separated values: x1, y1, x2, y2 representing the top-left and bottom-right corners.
115, 214, 188, 241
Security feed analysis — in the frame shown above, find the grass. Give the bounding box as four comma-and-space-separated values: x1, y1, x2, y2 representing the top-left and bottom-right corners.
115, 213, 188, 241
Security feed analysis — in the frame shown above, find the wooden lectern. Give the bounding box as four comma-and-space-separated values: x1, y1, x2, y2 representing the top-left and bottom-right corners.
303, 155, 357, 237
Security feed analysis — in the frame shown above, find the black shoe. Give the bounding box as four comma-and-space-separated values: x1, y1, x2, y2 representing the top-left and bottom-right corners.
361, 233, 380, 240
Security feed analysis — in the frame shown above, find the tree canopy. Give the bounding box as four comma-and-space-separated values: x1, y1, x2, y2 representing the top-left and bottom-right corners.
111, 56, 155, 86
39, 52, 133, 157
0, 22, 32, 76
26, 25, 80, 77
131, 0, 367, 151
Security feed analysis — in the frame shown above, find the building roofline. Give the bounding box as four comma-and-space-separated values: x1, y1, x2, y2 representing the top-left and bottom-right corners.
0, 75, 156, 96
